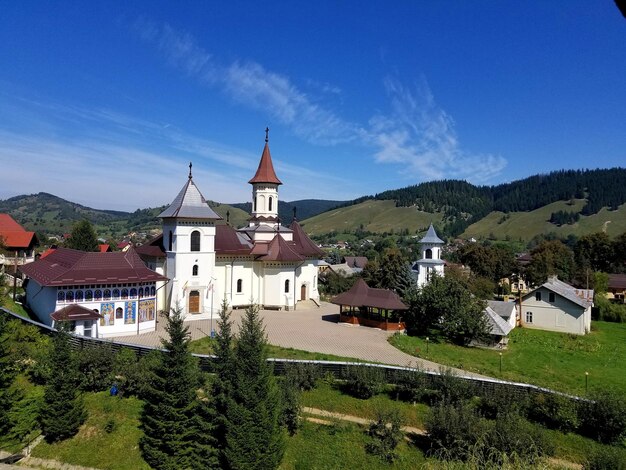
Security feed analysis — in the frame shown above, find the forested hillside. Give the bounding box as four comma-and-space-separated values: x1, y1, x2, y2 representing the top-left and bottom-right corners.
231, 199, 346, 224
335, 168, 626, 237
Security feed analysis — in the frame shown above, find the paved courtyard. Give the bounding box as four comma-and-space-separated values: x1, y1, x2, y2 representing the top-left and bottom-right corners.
109, 301, 485, 378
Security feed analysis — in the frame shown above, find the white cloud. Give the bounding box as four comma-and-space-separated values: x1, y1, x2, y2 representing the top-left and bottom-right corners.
367, 78, 507, 183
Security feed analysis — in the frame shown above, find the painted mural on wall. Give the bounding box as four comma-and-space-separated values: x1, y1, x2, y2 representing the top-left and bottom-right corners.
139, 299, 155, 323
124, 301, 136, 324
100, 302, 115, 327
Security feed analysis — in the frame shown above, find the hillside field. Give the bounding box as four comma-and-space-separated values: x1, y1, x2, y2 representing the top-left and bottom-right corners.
462, 200, 626, 242
301, 200, 442, 235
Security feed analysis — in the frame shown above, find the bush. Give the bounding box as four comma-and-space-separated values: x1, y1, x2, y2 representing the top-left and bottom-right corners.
394, 368, 429, 403
583, 446, 626, 470
365, 410, 405, 463
104, 418, 117, 434
594, 296, 626, 323
527, 392, 579, 432
488, 412, 554, 465
279, 377, 301, 436
579, 391, 626, 444
478, 386, 530, 420
432, 368, 476, 405
283, 362, 321, 391
113, 349, 161, 399
344, 365, 385, 399
78, 344, 115, 392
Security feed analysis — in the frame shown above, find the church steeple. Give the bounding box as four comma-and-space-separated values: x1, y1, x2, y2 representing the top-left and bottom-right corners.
249, 129, 281, 227
248, 128, 282, 185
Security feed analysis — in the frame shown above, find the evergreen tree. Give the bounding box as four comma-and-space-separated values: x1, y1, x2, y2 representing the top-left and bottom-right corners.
0, 315, 17, 437
66, 219, 99, 252
223, 304, 285, 470
140, 307, 218, 469
40, 323, 86, 443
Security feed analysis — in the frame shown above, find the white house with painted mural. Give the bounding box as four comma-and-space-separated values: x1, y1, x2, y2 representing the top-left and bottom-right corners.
20, 247, 166, 337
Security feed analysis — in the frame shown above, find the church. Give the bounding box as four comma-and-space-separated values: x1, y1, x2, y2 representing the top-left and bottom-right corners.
138, 130, 323, 321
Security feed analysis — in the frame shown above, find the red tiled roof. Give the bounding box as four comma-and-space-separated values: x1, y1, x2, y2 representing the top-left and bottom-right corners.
20, 247, 167, 286
40, 248, 57, 259
331, 278, 408, 310
248, 143, 282, 185
258, 234, 304, 262
99, 244, 111, 252
0, 214, 37, 249
215, 225, 252, 255
290, 220, 324, 257
135, 234, 166, 258
51, 304, 102, 322
608, 274, 626, 290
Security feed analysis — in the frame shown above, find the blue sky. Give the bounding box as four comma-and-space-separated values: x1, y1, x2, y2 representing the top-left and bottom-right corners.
0, 1, 625, 211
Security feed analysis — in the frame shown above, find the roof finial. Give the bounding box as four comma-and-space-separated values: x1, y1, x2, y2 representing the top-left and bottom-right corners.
188, 162, 193, 179
265, 126, 269, 143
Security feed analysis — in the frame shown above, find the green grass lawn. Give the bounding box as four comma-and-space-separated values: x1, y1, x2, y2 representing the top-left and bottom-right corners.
0, 291, 38, 321
32, 392, 150, 470
190, 336, 365, 362
389, 321, 626, 395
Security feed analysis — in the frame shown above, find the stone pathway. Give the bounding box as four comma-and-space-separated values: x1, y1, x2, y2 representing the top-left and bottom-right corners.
108, 302, 486, 378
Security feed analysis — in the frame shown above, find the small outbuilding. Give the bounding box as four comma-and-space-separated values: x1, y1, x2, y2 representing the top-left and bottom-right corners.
331, 278, 408, 331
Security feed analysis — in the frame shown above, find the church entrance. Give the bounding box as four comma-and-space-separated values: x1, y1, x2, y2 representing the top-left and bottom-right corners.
189, 290, 200, 314
300, 284, 307, 301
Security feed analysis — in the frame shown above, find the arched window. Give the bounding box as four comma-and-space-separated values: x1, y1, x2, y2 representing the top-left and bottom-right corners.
425, 248, 433, 259
57, 291, 65, 302
191, 230, 201, 252
138, 287, 144, 298
85, 290, 93, 301
151, 286, 156, 296
168, 230, 173, 251
75, 290, 84, 302
112, 289, 120, 299
253, 196, 257, 212
236, 279, 243, 293
121, 288, 129, 300
284, 279, 290, 293
94, 290, 102, 301
130, 288, 137, 298
115, 307, 123, 319
192, 265, 199, 276
66, 291, 74, 302
269, 196, 273, 212
103, 289, 111, 301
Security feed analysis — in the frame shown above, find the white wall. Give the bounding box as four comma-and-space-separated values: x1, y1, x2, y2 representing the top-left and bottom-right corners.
520, 287, 588, 335
25, 281, 56, 326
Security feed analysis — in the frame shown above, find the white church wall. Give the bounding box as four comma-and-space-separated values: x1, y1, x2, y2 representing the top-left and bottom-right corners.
25, 281, 56, 326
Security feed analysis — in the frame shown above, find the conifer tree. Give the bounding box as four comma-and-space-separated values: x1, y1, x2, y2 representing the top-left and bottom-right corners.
66, 219, 99, 252
140, 307, 218, 469
40, 323, 86, 442
223, 304, 285, 470
0, 315, 17, 437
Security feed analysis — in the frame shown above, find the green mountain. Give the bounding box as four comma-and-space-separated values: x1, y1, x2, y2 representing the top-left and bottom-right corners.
301, 168, 626, 241
230, 199, 346, 225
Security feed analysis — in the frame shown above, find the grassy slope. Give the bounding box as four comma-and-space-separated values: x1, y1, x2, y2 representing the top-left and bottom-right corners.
390, 321, 626, 395
463, 200, 626, 242
301, 200, 442, 236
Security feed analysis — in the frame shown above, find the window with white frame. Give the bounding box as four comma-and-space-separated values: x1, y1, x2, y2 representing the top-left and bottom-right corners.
526, 311, 533, 323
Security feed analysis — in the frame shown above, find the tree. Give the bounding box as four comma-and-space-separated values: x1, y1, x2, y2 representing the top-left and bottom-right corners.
40, 324, 86, 442
0, 315, 18, 437
66, 219, 99, 252
524, 240, 575, 286
405, 274, 489, 345
575, 232, 613, 273
365, 410, 404, 462
222, 304, 285, 470
140, 307, 218, 469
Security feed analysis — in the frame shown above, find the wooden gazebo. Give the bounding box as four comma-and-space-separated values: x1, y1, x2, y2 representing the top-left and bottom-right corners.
331, 279, 408, 331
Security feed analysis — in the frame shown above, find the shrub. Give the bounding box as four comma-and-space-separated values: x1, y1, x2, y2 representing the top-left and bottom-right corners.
488, 412, 554, 465
478, 386, 530, 420
579, 391, 626, 444
113, 349, 161, 399
394, 368, 429, 403
279, 377, 301, 436
344, 365, 385, 399
78, 344, 115, 392
527, 392, 579, 432
432, 368, 476, 405
104, 418, 117, 434
583, 446, 626, 470
283, 362, 321, 391
365, 410, 405, 463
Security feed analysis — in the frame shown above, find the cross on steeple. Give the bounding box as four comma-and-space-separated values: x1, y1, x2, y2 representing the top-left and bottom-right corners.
188, 162, 193, 179
265, 126, 269, 143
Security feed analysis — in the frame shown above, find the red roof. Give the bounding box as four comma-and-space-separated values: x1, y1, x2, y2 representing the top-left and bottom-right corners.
290, 220, 324, 257
258, 234, 304, 262
51, 304, 102, 322
248, 142, 282, 185
20, 247, 167, 286
215, 225, 252, 255
135, 234, 166, 258
331, 279, 408, 310
608, 274, 626, 290
0, 214, 38, 249
99, 244, 111, 253
40, 248, 57, 259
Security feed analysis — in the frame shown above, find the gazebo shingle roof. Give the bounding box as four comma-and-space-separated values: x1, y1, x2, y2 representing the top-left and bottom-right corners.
331, 279, 408, 310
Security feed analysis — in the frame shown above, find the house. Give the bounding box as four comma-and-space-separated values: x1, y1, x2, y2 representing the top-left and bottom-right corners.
342, 256, 368, 271
482, 305, 514, 348
487, 300, 517, 330
138, 131, 323, 318
20, 247, 166, 337
607, 274, 626, 303
519, 276, 593, 335
0, 214, 39, 267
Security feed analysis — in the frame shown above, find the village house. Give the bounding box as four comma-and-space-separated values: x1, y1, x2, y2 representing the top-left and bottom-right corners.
0, 214, 39, 268
607, 274, 626, 303
519, 276, 593, 335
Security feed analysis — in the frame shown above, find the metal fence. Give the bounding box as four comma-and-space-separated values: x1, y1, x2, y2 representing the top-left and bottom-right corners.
0, 306, 582, 402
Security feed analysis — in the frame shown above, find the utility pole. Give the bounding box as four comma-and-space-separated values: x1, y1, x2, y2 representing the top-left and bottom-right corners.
12, 250, 17, 300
